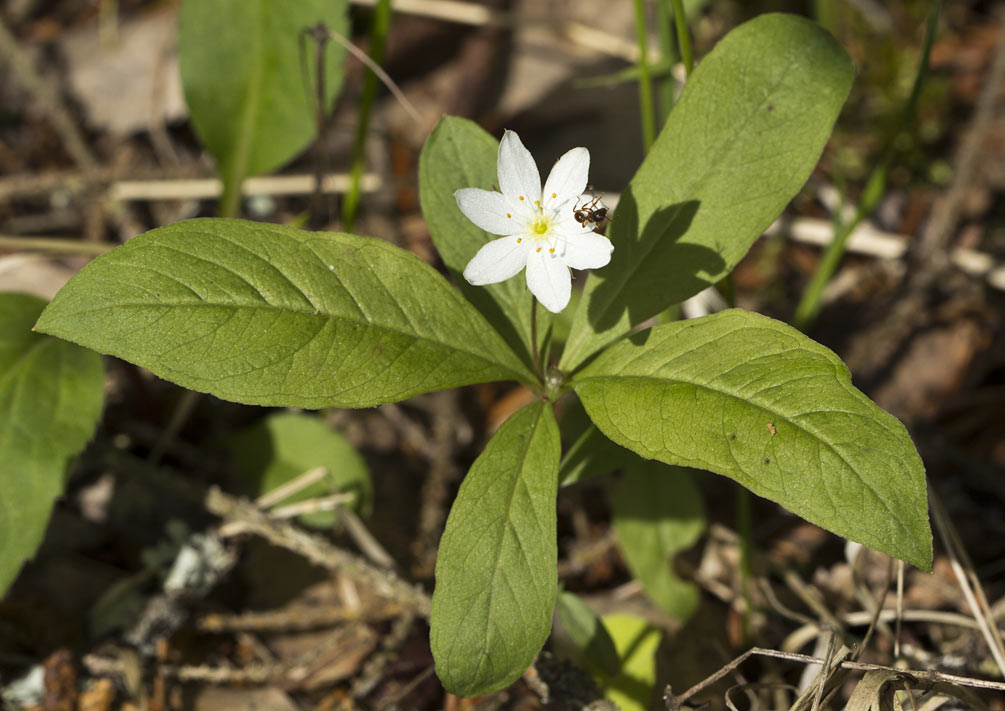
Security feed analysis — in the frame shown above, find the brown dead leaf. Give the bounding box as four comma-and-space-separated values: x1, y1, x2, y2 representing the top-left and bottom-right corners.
192, 687, 301, 711
43, 649, 76, 711
60, 7, 186, 135
76, 678, 114, 711
268, 624, 378, 691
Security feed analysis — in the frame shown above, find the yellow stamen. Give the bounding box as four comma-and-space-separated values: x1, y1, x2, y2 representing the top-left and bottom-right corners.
534, 200, 540, 206
549, 248, 555, 253
536, 247, 541, 252
506, 213, 511, 218
551, 192, 557, 198
519, 196, 525, 201
516, 237, 522, 243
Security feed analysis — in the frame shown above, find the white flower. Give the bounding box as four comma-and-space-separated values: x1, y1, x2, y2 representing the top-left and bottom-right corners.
456, 130, 614, 313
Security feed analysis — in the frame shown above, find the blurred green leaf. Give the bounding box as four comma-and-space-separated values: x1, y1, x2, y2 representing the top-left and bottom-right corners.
1, 293, 103, 596
558, 395, 631, 486
229, 411, 370, 527
598, 614, 662, 711
555, 590, 620, 675
179, 0, 347, 211
613, 461, 704, 619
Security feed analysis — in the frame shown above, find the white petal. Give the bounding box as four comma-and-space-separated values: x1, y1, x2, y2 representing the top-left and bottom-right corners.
526, 248, 571, 313
463, 236, 529, 285
497, 130, 542, 205
455, 188, 524, 235
543, 147, 589, 209
563, 232, 614, 270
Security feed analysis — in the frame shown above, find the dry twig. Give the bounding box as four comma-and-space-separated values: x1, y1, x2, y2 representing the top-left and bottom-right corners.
350, 612, 417, 699
207, 487, 431, 617
197, 604, 403, 633
665, 646, 1005, 711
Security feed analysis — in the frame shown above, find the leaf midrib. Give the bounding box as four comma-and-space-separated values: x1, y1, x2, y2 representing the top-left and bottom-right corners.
575, 371, 910, 538
456, 404, 550, 690
225, 0, 266, 192
0, 335, 53, 398
56, 300, 520, 378
134, 224, 525, 379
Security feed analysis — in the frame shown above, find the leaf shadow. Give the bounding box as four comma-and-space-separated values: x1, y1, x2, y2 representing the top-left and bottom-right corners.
587, 190, 725, 333
457, 281, 535, 372
227, 421, 277, 498
615, 465, 703, 525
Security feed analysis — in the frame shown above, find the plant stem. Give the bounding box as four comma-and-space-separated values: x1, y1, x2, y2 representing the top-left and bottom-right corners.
218, 177, 241, 218
654, 0, 677, 122
0, 234, 113, 255
632, 0, 655, 153
720, 274, 735, 309
670, 0, 693, 78
736, 484, 752, 639
720, 272, 752, 635
574, 59, 676, 90
792, 0, 940, 331
342, 0, 393, 233
530, 295, 542, 382
306, 24, 331, 230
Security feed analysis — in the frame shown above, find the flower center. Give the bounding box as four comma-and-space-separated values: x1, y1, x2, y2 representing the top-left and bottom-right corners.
531, 214, 550, 236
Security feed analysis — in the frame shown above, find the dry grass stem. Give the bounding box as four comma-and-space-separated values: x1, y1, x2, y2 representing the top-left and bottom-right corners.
0, 235, 115, 255
929, 485, 1005, 677
336, 504, 398, 570
349, 0, 661, 63
314, 26, 422, 125
667, 646, 1005, 711
268, 493, 358, 519
109, 173, 381, 201
257, 466, 333, 509
197, 604, 404, 633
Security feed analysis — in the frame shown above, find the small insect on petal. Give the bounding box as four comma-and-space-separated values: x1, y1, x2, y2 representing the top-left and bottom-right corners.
572, 195, 610, 229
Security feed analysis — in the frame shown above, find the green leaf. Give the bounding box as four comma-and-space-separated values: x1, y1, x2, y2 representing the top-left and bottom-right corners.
179, 0, 347, 208
228, 411, 370, 527
555, 590, 620, 675
598, 614, 661, 711
560, 14, 854, 370
431, 401, 560, 697
419, 117, 547, 366
574, 309, 932, 570
1, 293, 104, 596
35, 219, 531, 408
612, 462, 704, 619
558, 395, 631, 486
